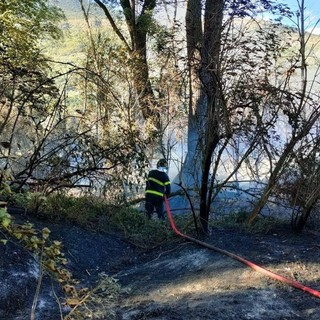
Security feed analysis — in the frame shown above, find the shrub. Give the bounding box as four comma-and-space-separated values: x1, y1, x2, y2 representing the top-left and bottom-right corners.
110, 207, 174, 248
10, 192, 194, 248
213, 210, 284, 234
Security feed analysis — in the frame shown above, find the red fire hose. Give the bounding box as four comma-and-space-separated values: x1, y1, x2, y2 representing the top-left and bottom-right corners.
164, 196, 320, 299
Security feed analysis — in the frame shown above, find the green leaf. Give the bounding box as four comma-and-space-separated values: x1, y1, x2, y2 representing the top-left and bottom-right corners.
1, 217, 11, 228
0, 239, 8, 245
0, 208, 11, 228
42, 227, 51, 239
0, 208, 10, 219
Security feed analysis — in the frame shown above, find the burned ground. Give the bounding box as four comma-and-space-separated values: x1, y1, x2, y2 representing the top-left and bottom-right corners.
0, 211, 320, 320
114, 226, 320, 320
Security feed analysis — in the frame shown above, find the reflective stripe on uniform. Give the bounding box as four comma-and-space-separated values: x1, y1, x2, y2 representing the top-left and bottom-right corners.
146, 189, 164, 197
148, 177, 165, 186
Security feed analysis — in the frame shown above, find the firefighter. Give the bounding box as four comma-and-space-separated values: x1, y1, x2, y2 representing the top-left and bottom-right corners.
145, 158, 171, 220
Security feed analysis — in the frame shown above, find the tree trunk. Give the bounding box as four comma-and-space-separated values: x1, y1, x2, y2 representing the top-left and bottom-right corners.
294, 207, 312, 232
184, 0, 224, 234
93, 0, 159, 128
182, 0, 203, 187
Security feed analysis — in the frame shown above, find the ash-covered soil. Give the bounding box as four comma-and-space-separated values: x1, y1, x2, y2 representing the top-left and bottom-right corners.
1, 211, 320, 320
115, 226, 320, 320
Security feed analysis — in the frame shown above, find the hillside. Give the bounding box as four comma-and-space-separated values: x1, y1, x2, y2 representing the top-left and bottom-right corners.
50, 0, 106, 22
50, 0, 88, 18
47, 1, 320, 82
45, 0, 116, 66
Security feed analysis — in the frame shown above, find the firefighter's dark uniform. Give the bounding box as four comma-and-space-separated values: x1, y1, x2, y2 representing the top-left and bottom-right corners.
145, 168, 171, 220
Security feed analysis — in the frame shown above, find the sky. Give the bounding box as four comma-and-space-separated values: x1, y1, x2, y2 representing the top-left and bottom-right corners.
280, 0, 320, 33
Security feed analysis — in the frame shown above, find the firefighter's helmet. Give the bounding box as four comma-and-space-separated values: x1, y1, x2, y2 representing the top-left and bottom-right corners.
157, 158, 168, 168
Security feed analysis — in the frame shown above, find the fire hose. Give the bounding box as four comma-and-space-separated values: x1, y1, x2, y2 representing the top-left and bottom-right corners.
164, 196, 320, 299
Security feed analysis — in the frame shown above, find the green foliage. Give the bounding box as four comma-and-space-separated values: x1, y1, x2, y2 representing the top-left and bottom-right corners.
0, 169, 13, 196
11, 192, 47, 213
0, 207, 11, 229
214, 211, 248, 229
46, 194, 112, 228
110, 207, 172, 248
0, 0, 64, 66
11, 191, 195, 248
214, 210, 283, 234
12, 192, 111, 229
110, 207, 201, 248
0, 0, 66, 185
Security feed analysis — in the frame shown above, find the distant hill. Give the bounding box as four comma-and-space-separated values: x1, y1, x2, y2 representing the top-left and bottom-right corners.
50, 0, 104, 20
47, 0, 320, 86
50, 0, 82, 17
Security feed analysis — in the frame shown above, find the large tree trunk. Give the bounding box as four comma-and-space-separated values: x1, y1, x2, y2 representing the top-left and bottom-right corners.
199, 0, 225, 233
184, 0, 225, 233
182, 0, 203, 187
129, 0, 159, 126
93, 0, 159, 128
